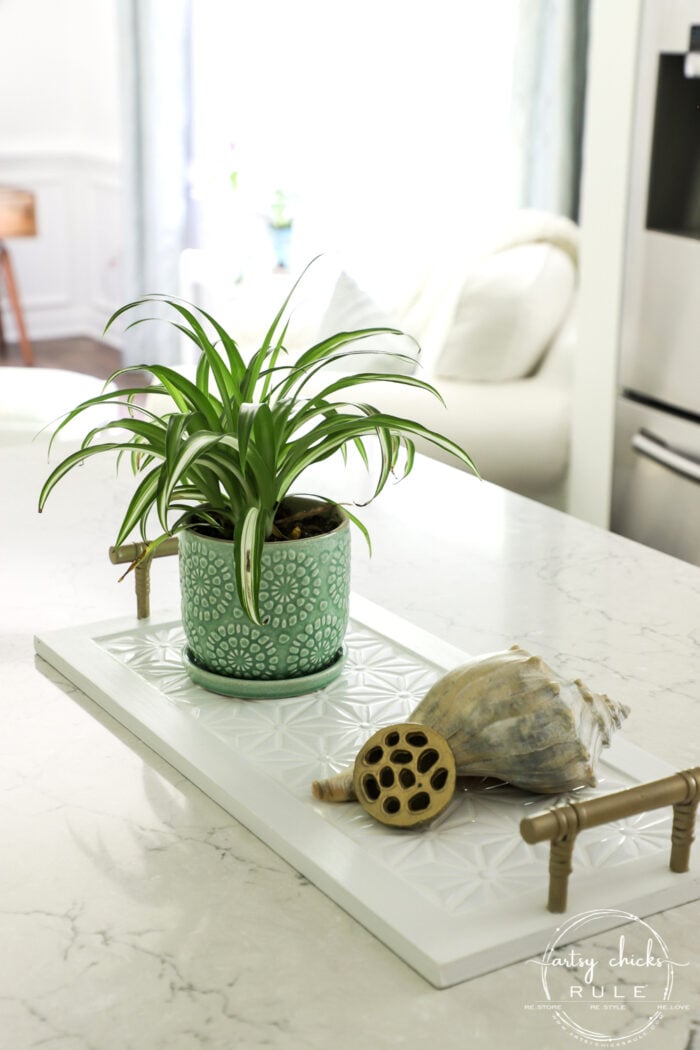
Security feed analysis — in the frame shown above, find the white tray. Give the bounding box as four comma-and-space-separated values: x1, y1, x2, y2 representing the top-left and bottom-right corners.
34, 595, 700, 987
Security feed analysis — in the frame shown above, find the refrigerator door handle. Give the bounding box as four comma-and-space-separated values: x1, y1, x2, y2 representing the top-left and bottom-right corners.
631, 428, 700, 484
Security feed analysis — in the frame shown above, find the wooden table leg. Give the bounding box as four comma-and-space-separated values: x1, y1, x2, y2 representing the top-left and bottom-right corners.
0, 242, 33, 366
0, 282, 5, 356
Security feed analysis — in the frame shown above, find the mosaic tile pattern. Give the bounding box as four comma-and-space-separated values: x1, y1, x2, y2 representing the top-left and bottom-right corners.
98, 620, 672, 915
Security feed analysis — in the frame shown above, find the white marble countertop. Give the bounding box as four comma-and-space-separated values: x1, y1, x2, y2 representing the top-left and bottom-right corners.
2, 442, 699, 1049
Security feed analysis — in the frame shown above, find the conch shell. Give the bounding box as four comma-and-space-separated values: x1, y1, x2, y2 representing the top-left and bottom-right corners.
312, 645, 629, 824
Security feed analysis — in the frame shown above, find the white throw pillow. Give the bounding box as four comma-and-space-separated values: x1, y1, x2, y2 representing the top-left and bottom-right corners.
314, 271, 418, 374
434, 243, 576, 382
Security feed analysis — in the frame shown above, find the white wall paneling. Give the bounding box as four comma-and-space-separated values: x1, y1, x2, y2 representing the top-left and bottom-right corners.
0, 151, 124, 346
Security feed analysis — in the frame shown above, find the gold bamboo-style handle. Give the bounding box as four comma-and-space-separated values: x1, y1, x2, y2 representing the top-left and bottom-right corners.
108, 538, 179, 618
520, 767, 700, 913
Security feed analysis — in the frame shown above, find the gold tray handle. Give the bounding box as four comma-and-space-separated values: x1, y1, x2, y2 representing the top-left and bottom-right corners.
520, 766, 700, 912
109, 539, 179, 619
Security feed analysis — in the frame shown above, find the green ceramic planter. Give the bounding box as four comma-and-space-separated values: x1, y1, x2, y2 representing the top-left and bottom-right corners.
179, 499, 350, 689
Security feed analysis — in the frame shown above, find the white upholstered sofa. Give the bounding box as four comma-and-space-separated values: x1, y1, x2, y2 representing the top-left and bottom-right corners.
177, 210, 578, 510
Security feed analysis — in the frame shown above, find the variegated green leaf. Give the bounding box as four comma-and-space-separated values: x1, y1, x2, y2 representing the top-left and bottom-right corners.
234, 505, 267, 625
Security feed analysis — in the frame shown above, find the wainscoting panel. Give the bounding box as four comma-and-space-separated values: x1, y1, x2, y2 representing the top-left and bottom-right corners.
0, 151, 124, 346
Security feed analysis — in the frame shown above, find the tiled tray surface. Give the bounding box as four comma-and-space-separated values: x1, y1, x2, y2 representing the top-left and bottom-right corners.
34, 596, 700, 987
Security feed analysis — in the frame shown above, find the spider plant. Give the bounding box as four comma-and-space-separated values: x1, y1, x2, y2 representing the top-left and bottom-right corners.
39, 259, 478, 624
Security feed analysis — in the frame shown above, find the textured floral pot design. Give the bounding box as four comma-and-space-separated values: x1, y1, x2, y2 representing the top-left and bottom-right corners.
179, 502, 350, 683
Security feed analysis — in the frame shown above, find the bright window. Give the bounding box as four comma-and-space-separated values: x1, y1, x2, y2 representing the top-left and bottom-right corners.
189, 0, 520, 275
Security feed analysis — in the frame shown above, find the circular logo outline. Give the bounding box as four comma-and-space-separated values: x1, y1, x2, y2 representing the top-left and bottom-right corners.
539, 908, 675, 1045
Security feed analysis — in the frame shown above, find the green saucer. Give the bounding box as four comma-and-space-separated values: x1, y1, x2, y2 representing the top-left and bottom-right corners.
181, 645, 347, 699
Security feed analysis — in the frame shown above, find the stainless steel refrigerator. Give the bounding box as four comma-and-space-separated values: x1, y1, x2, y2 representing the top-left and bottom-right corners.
612, 0, 700, 565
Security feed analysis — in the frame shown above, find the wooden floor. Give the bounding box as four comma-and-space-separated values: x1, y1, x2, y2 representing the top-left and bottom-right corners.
0, 336, 147, 388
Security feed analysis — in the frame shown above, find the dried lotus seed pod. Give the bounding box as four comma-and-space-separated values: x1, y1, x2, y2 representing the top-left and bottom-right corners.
352, 723, 457, 828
